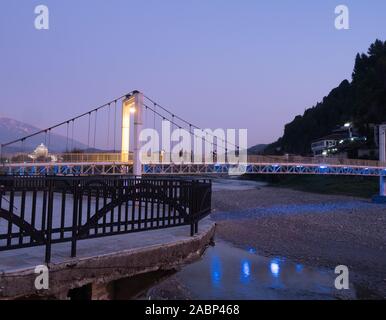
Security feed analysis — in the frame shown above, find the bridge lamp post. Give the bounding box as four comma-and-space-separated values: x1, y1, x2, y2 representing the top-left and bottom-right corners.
379, 125, 386, 198
373, 124, 386, 203
121, 91, 143, 176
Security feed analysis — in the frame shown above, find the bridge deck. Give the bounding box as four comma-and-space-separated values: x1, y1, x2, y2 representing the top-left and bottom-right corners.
2, 160, 386, 176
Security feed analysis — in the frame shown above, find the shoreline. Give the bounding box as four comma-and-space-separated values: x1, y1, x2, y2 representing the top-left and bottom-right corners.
242, 174, 379, 199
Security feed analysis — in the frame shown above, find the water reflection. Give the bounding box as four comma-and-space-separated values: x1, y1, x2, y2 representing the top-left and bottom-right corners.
240, 260, 251, 284
174, 241, 355, 300
247, 247, 256, 254
210, 255, 222, 287
270, 260, 280, 278
296, 264, 304, 273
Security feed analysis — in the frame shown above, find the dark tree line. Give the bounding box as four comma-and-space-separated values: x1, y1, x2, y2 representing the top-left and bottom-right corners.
264, 39, 386, 156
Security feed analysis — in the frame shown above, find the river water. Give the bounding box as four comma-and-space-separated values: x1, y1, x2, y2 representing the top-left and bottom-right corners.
168, 240, 354, 300
147, 178, 356, 300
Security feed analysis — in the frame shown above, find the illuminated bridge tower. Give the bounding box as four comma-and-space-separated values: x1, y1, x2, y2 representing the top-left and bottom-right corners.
121, 91, 143, 176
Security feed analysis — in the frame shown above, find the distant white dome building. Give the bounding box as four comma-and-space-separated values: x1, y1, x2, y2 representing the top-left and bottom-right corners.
28, 143, 57, 162
34, 143, 49, 158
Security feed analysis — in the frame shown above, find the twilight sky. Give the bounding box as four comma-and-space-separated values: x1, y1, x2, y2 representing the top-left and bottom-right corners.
1, 0, 386, 147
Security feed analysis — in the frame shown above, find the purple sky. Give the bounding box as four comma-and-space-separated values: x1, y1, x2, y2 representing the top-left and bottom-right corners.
1, 0, 386, 147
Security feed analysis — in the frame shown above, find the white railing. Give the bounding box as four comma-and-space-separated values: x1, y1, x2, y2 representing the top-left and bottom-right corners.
246, 155, 386, 168
2, 152, 386, 168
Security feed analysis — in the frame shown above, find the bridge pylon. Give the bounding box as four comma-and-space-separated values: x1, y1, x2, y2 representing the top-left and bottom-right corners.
121, 90, 143, 176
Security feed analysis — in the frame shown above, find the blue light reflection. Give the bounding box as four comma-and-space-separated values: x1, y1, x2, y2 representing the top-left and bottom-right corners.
240, 259, 251, 284
210, 255, 222, 287
270, 260, 280, 278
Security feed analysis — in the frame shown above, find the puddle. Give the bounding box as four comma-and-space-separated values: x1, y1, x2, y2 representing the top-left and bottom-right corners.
172, 241, 356, 300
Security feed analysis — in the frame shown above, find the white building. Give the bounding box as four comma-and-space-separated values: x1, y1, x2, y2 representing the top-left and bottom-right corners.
28, 143, 57, 162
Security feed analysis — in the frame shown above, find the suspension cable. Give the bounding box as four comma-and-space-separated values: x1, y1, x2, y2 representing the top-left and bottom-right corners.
48, 129, 51, 151
66, 122, 69, 152
1, 92, 133, 149
21, 139, 25, 159
87, 112, 91, 150
114, 100, 117, 152
93, 110, 98, 149
190, 124, 194, 162
143, 94, 239, 150
1, 90, 239, 159
107, 103, 111, 149
153, 102, 156, 152
142, 102, 229, 153
71, 120, 75, 151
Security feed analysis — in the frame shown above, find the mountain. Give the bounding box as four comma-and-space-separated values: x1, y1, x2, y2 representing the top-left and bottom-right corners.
0, 117, 88, 153
248, 144, 267, 155
264, 39, 386, 156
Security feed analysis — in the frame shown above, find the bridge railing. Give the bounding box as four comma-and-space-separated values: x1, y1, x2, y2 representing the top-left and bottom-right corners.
0, 176, 212, 263
1, 152, 131, 164
246, 155, 386, 168
60, 153, 130, 163
2, 152, 385, 168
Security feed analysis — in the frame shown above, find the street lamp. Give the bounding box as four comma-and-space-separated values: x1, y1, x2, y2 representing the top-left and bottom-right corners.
344, 122, 352, 138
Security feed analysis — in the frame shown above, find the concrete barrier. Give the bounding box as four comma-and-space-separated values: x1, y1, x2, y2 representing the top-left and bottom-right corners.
0, 219, 216, 300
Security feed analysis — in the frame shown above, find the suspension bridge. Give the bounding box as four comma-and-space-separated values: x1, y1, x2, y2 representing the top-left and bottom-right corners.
0, 89, 385, 290
0, 90, 386, 197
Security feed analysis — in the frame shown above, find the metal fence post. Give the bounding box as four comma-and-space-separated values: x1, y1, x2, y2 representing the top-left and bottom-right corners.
190, 181, 196, 237
45, 181, 53, 263
71, 181, 79, 258
0, 176, 212, 260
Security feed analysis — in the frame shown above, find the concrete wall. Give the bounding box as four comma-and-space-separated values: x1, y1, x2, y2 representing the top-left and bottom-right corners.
0, 222, 215, 300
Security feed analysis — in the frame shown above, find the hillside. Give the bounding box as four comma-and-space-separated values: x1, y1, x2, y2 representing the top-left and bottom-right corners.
248, 144, 268, 155
264, 39, 386, 156
0, 117, 87, 153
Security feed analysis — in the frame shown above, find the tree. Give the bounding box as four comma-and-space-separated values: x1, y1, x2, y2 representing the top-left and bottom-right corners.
264, 40, 386, 156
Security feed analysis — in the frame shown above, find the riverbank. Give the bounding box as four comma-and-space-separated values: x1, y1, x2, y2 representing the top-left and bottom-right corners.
146, 179, 386, 300
244, 174, 379, 198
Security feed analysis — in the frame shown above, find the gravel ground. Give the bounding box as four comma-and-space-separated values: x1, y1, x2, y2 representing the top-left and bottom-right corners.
212, 186, 386, 299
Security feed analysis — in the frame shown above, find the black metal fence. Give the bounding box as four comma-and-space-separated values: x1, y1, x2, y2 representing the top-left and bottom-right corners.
0, 176, 212, 262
